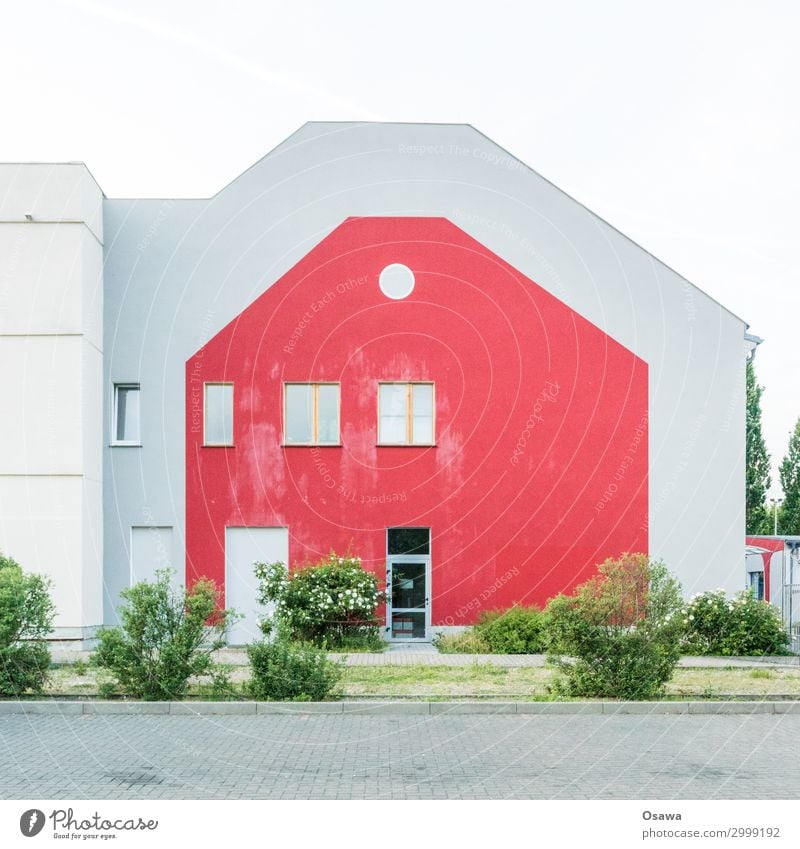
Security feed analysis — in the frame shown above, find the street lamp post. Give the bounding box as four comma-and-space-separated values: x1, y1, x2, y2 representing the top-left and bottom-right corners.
770, 497, 783, 535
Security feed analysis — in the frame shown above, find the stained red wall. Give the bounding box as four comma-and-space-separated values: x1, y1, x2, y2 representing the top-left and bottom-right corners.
186, 217, 648, 625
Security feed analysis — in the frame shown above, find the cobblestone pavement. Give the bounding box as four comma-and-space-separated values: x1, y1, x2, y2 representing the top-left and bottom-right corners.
2, 713, 799, 799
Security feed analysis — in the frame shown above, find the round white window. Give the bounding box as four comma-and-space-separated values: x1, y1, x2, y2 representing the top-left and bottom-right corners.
379, 264, 415, 300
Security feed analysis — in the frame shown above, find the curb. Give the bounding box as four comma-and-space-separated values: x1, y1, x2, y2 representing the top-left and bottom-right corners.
1, 700, 799, 716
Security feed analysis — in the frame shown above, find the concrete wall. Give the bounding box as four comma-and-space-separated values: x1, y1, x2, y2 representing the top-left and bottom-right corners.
102, 122, 748, 619
0, 163, 103, 640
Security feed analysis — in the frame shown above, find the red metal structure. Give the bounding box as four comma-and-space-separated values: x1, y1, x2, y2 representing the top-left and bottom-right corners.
746, 536, 786, 601
186, 216, 648, 633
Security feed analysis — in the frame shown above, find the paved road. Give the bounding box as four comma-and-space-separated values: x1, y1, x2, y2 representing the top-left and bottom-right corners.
2, 713, 799, 799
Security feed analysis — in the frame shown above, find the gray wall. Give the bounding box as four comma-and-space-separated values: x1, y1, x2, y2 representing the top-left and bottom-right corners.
102, 121, 747, 622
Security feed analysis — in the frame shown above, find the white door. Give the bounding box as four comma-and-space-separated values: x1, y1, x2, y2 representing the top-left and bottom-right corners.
130, 526, 175, 586
225, 526, 288, 646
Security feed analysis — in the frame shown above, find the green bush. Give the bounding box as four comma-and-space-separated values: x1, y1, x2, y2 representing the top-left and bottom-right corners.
246, 639, 342, 701
546, 553, 685, 700
254, 552, 386, 648
682, 589, 790, 656
92, 569, 236, 701
432, 629, 491, 654
322, 631, 386, 652
0, 552, 56, 696
476, 605, 549, 654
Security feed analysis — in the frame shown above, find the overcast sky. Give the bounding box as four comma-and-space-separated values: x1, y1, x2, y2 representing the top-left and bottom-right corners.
2, 0, 797, 497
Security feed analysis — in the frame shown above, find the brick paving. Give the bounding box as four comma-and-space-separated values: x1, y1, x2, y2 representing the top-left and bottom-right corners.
50, 646, 800, 668
342, 643, 800, 668
2, 712, 799, 799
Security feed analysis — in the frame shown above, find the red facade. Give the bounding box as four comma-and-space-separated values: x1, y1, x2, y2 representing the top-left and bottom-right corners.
185, 217, 648, 626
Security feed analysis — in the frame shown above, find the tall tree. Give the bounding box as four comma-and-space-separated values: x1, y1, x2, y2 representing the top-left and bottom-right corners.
746, 358, 772, 534
778, 417, 800, 535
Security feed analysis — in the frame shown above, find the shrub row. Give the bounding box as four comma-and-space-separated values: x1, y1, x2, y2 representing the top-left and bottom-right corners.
437, 578, 790, 661
88, 552, 380, 701
2, 548, 381, 700
1, 547, 793, 702
93, 570, 343, 702
0, 554, 344, 701
435, 555, 792, 699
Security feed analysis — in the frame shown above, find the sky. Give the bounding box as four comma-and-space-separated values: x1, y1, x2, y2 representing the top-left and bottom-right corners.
2, 0, 798, 497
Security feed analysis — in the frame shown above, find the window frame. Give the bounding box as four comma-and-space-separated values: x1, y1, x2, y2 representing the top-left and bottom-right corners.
203, 382, 235, 447
112, 382, 141, 446
283, 382, 341, 446
377, 381, 435, 446
387, 526, 431, 555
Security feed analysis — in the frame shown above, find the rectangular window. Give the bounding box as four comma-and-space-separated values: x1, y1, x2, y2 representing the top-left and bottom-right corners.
749, 571, 765, 601
379, 382, 434, 445
113, 384, 140, 445
204, 383, 234, 446
387, 527, 430, 555
284, 383, 340, 445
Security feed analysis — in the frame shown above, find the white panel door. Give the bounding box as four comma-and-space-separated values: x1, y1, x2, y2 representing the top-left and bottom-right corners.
225, 527, 288, 646
130, 527, 175, 586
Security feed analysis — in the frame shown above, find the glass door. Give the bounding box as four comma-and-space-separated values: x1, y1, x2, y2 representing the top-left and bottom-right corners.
386, 527, 431, 641
387, 557, 430, 640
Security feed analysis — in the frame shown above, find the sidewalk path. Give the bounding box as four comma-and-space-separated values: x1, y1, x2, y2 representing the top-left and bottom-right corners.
332, 652, 800, 668
50, 644, 800, 668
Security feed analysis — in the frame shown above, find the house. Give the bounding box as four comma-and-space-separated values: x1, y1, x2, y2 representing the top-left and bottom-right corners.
746, 535, 800, 646
0, 122, 753, 646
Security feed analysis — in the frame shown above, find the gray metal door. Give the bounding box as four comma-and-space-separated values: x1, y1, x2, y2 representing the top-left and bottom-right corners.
225, 526, 288, 645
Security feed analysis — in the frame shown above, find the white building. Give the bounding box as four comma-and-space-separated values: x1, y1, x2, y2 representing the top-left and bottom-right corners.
0, 123, 754, 646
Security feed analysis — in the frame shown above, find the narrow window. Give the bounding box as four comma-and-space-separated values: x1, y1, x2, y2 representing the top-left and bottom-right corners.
378, 382, 434, 445
284, 383, 340, 445
204, 383, 233, 446
113, 384, 140, 445
411, 383, 434, 445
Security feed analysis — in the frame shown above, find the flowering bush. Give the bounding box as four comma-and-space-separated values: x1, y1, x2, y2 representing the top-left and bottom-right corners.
682, 589, 790, 656
254, 552, 386, 649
